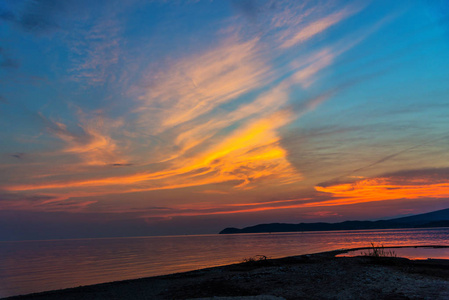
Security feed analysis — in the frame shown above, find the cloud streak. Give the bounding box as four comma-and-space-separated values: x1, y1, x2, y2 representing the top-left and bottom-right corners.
137, 36, 270, 133
4, 111, 301, 194
279, 4, 363, 49
145, 167, 449, 218
314, 168, 449, 207
40, 112, 127, 167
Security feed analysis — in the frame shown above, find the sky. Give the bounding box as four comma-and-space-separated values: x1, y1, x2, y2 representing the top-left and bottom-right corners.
1, 0, 449, 240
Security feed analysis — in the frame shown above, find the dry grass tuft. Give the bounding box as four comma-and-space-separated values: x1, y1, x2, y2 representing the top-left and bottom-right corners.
363, 243, 397, 257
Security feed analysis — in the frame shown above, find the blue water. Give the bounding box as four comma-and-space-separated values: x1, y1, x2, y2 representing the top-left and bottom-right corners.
1, 227, 449, 298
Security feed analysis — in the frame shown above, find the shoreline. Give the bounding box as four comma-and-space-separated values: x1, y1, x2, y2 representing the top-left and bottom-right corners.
5, 246, 449, 300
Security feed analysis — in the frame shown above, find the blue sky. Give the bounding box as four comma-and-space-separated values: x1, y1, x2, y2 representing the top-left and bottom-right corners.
1, 0, 449, 240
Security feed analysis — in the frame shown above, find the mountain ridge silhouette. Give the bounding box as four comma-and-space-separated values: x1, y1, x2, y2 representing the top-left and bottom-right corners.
219, 208, 449, 234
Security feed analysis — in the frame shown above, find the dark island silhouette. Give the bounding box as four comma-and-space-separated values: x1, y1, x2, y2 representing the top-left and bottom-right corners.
219, 208, 449, 234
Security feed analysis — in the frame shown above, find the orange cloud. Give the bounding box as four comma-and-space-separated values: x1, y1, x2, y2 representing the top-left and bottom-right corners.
44, 113, 128, 167
140, 174, 449, 218
4, 111, 301, 195
141, 198, 314, 218
313, 177, 449, 207
171, 83, 290, 159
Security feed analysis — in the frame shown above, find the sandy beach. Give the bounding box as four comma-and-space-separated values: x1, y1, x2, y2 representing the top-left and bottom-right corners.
5, 247, 449, 300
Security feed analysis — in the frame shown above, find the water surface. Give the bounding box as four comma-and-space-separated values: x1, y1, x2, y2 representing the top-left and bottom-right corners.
1, 227, 448, 298
338, 246, 449, 259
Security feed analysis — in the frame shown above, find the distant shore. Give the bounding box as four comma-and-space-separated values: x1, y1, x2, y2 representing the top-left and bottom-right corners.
219, 208, 449, 234
6, 246, 449, 300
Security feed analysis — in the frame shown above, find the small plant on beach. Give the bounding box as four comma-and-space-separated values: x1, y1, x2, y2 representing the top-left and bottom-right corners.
242, 255, 269, 263
242, 255, 272, 267
363, 243, 396, 257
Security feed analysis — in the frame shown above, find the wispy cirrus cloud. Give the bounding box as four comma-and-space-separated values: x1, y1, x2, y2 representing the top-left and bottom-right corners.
40, 112, 128, 167
137, 36, 271, 133
279, 3, 364, 49
137, 197, 315, 219
68, 17, 122, 84
0, 191, 96, 212
288, 48, 335, 88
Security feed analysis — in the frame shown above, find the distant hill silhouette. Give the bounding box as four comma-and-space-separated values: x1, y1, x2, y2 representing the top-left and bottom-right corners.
219, 208, 449, 234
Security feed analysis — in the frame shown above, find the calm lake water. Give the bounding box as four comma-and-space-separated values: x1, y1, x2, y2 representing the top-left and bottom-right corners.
1, 227, 449, 298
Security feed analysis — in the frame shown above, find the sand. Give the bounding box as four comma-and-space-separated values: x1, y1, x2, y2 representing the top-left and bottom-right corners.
5, 247, 449, 300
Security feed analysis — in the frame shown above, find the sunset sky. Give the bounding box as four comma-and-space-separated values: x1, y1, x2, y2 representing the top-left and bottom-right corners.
1, 0, 449, 240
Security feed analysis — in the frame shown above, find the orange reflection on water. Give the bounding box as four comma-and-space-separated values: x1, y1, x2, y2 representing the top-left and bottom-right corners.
339, 247, 449, 260
3, 229, 449, 299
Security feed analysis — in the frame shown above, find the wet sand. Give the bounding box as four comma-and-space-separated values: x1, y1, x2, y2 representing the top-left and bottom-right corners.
5, 247, 449, 300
